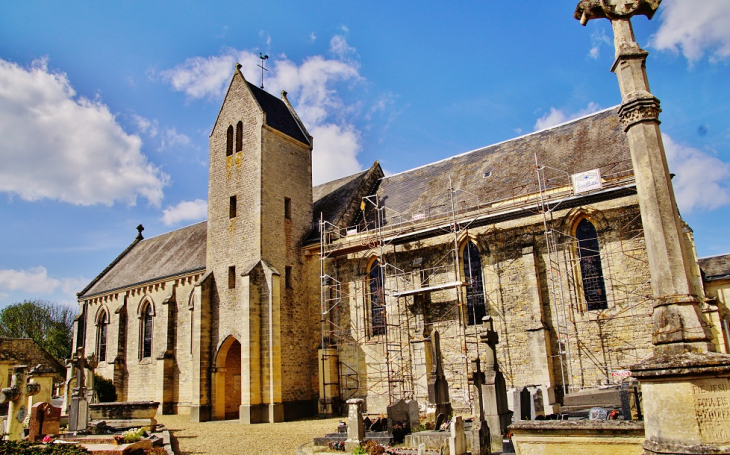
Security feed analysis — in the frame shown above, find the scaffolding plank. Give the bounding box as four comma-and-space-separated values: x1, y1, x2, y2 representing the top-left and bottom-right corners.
388, 281, 465, 297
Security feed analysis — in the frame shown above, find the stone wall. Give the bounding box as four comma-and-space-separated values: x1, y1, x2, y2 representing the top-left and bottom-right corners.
311, 194, 654, 413
77, 273, 201, 413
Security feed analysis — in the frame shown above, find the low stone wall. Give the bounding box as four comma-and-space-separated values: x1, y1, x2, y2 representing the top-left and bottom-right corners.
509, 420, 644, 455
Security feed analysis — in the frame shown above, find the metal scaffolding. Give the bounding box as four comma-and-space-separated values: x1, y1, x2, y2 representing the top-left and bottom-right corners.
318, 153, 650, 411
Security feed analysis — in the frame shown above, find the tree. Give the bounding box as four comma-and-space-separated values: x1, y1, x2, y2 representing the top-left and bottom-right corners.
0, 300, 75, 361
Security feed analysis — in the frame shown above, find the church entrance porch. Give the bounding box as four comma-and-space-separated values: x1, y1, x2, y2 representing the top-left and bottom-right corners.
212, 336, 242, 420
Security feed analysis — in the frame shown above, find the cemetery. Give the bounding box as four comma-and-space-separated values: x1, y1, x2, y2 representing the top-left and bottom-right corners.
0, 355, 172, 454
3, 1, 730, 455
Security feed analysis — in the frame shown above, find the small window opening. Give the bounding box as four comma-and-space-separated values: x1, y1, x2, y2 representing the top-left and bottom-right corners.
284, 197, 291, 220
226, 125, 233, 156
285, 266, 292, 289
229, 195, 237, 219
236, 121, 243, 152
228, 266, 236, 289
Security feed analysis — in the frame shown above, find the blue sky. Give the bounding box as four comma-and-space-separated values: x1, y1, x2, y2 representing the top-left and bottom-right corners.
1, 0, 729, 308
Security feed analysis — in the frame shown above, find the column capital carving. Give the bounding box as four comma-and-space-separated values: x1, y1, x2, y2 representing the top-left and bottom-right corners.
617, 95, 661, 131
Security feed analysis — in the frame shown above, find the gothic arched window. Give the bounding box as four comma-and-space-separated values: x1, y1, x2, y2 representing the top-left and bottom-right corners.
96, 310, 108, 362
576, 218, 608, 311
236, 121, 243, 152
226, 125, 233, 156
463, 241, 487, 325
141, 303, 154, 358
369, 260, 385, 336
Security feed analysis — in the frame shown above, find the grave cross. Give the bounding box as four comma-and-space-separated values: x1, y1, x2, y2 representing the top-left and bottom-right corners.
67, 347, 93, 431
0, 365, 41, 441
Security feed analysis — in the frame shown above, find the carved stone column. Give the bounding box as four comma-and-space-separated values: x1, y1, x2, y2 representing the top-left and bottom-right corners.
575, 1, 730, 453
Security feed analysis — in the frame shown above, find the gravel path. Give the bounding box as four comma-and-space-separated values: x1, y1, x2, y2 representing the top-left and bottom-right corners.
157, 414, 341, 455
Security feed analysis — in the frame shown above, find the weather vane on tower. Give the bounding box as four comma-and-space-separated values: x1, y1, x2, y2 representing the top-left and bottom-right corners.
258, 52, 269, 89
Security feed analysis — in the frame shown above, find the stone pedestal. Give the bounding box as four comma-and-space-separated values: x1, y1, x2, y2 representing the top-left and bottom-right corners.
345, 398, 365, 451
631, 352, 730, 454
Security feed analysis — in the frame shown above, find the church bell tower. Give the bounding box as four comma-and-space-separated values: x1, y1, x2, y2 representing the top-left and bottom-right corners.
194, 64, 314, 423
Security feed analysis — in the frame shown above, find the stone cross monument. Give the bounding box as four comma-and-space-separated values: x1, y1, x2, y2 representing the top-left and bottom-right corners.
427, 331, 452, 421
67, 347, 91, 432
575, 1, 730, 453
0, 365, 40, 441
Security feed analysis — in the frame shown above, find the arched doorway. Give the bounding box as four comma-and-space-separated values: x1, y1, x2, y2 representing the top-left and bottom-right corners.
213, 336, 242, 420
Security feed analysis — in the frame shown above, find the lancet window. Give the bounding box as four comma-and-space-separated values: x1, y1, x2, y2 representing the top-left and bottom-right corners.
576, 218, 608, 310
463, 241, 487, 325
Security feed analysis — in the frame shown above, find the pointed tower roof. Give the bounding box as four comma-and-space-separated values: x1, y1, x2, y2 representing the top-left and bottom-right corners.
211, 65, 311, 146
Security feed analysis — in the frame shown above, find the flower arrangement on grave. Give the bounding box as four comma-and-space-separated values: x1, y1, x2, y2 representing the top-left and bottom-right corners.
328, 440, 345, 451
114, 427, 147, 444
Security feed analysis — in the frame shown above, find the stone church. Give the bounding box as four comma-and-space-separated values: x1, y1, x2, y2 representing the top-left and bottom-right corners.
71, 66, 730, 422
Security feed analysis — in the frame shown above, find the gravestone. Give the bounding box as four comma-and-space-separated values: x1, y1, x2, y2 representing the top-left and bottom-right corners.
467, 358, 490, 455
344, 398, 365, 451
427, 331, 452, 421
28, 402, 61, 441
528, 386, 544, 419
478, 316, 512, 452
0, 365, 40, 441
537, 384, 559, 416
387, 399, 409, 431
519, 388, 531, 421
406, 399, 420, 429
67, 348, 91, 432
448, 415, 466, 455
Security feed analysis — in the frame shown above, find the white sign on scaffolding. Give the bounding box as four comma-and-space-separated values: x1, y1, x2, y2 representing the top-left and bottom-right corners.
572, 168, 602, 194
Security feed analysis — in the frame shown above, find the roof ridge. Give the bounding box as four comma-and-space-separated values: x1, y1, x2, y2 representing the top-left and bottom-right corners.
384, 105, 619, 180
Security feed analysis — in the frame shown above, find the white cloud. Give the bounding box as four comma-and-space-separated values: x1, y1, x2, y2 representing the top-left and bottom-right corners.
0, 266, 88, 300
589, 27, 612, 60
663, 133, 730, 212
534, 102, 601, 131
330, 35, 357, 62
0, 58, 168, 206
131, 114, 158, 137
309, 32, 317, 42
162, 38, 365, 185
159, 127, 191, 151
652, 0, 730, 63
161, 199, 208, 225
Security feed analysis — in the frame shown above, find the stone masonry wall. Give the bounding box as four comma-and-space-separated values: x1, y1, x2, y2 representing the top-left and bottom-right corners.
79, 272, 201, 413
310, 194, 654, 413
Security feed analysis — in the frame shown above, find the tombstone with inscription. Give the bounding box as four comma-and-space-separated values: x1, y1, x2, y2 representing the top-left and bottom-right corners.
0, 365, 40, 441
427, 331, 452, 421
28, 402, 62, 441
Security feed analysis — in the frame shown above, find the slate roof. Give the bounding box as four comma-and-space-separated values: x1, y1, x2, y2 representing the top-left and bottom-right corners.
372, 107, 631, 224
80, 221, 207, 298
79, 108, 632, 298
699, 253, 730, 281
247, 83, 310, 145
312, 162, 384, 229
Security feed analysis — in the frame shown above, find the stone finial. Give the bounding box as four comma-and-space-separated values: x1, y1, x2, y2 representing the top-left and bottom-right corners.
236, 63, 242, 72
575, 0, 661, 25
136, 224, 144, 240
